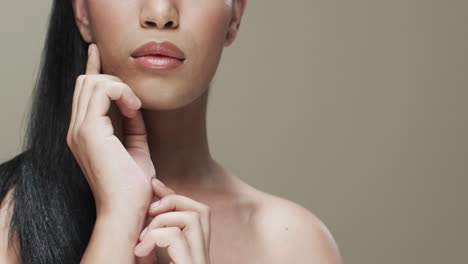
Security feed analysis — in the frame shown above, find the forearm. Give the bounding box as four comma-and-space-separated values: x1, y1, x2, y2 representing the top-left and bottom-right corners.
80, 209, 147, 264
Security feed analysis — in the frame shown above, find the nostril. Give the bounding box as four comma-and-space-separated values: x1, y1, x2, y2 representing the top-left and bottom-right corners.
145, 21, 156, 27
144, 21, 175, 28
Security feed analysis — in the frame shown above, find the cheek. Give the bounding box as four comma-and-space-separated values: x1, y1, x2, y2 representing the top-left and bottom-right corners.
88, 3, 137, 72
82, 1, 231, 109
88, 1, 135, 41
188, 3, 230, 50
184, 4, 230, 79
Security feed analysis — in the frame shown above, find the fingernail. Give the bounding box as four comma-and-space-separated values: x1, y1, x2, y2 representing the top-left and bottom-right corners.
149, 200, 161, 212
88, 44, 94, 56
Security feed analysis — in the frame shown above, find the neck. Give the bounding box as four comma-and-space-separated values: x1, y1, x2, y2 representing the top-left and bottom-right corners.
111, 87, 230, 193
142, 88, 217, 189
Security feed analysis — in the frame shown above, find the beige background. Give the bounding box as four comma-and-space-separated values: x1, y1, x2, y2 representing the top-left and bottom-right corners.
1, 1, 467, 263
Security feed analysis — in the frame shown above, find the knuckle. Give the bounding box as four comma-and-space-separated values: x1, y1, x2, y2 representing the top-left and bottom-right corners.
168, 226, 182, 236
76, 75, 85, 84
66, 133, 72, 147
117, 83, 126, 94
82, 75, 93, 86
114, 82, 132, 93
76, 128, 85, 141
95, 80, 114, 96
102, 74, 122, 82
164, 193, 177, 202
119, 82, 130, 89
189, 211, 201, 222
201, 204, 211, 214
123, 83, 133, 94
198, 203, 211, 218
69, 129, 77, 144
70, 132, 77, 146
112, 75, 123, 82
95, 79, 109, 89
83, 75, 101, 86
105, 81, 124, 94
77, 124, 91, 141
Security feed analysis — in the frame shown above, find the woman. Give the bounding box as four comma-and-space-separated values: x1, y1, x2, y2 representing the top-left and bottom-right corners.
0, 0, 343, 263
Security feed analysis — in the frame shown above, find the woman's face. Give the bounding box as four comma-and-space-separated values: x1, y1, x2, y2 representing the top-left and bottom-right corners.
72, 0, 244, 110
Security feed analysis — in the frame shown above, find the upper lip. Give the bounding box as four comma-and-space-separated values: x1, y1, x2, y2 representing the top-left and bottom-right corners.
131, 41, 185, 60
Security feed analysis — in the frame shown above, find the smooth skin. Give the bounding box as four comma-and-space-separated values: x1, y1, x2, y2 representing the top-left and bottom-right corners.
1, 0, 343, 263
136, 178, 211, 264
74, 43, 208, 263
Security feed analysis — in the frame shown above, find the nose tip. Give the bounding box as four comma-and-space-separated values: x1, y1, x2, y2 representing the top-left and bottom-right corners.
140, 3, 180, 30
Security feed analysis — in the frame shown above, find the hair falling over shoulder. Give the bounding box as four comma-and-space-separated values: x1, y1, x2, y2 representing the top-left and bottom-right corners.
0, 1, 98, 263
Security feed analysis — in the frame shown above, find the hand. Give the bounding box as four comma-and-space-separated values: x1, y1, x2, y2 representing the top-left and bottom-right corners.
66, 43, 156, 216
134, 178, 211, 264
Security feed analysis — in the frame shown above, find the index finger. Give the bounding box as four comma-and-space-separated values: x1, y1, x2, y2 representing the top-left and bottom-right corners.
86, 43, 101, 75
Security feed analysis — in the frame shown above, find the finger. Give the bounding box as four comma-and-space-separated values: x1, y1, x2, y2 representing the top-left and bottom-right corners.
147, 194, 211, 245
67, 75, 86, 144
139, 211, 207, 263
86, 44, 101, 75
134, 227, 192, 264
151, 177, 176, 198
148, 194, 210, 218
121, 108, 148, 151
69, 44, 104, 142
81, 81, 141, 131
139, 211, 202, 241
73, 74, 128, 130
135, 249, 157, 264
74, 77, 106, 131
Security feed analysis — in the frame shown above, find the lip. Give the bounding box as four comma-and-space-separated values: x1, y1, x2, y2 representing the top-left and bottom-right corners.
133, 55, 184, 70
131, 41, 186, 60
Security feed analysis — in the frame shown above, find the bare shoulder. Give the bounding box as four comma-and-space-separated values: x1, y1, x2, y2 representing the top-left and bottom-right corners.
250, 189, 343, 264
0, 188, 19, 264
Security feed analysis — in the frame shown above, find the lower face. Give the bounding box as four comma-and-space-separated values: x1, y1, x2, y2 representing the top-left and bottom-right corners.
87, 0, 232, 110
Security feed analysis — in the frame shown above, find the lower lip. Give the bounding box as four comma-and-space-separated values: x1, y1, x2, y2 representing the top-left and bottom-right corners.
133, 55, 184, 70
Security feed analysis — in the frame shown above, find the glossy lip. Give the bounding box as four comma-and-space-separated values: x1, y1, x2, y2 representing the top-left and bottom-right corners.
133, 56, 184, 70
131, 41, 186, 60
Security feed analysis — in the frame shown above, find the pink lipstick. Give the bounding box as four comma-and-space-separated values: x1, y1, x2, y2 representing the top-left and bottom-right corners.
131, 41, 185, 70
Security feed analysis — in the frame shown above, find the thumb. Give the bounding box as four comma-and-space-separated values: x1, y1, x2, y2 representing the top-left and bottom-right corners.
86, 43, 101, 75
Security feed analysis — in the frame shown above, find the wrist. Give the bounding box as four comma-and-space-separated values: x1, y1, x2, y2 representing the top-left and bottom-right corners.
83, 212, 147, 263
96, 196, 149, 216
96, 203, 148, 236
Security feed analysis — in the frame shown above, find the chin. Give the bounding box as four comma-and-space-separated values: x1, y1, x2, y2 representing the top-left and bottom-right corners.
135, 82, 208, 111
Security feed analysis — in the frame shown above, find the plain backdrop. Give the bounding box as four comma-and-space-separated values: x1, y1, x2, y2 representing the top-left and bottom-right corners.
1, 1, 467, 263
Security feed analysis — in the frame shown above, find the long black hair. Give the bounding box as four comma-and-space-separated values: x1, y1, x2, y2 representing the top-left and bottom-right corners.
0, 1, 97, 263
